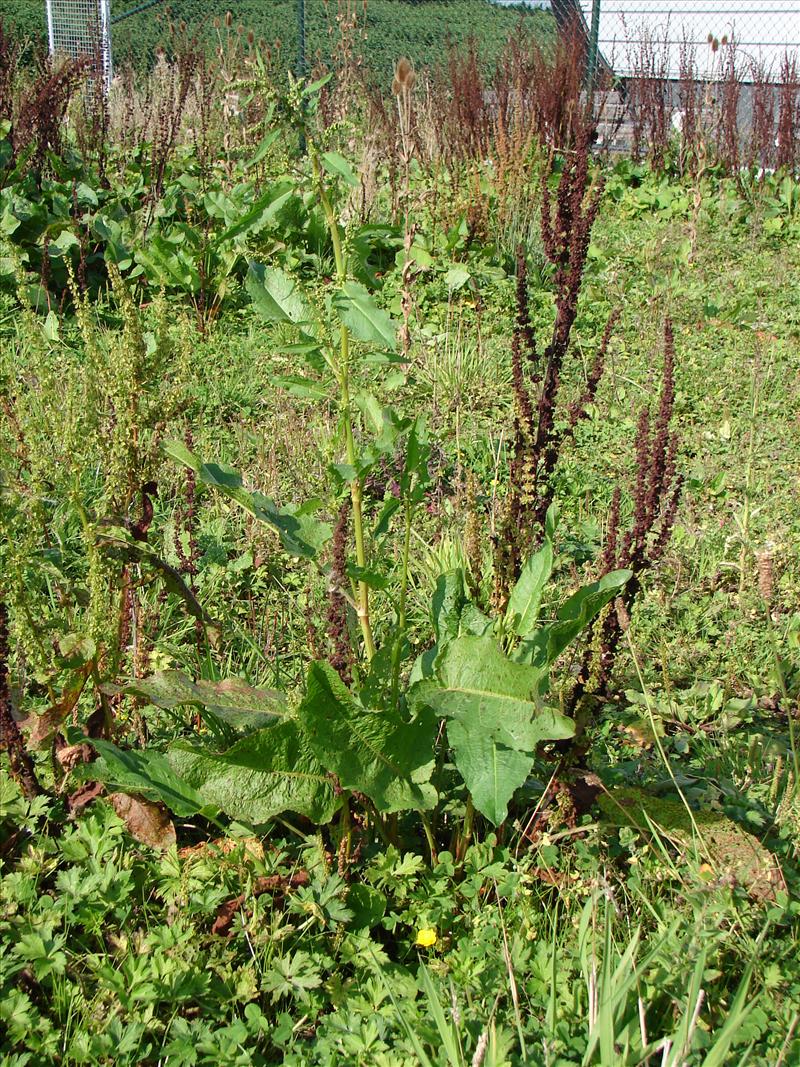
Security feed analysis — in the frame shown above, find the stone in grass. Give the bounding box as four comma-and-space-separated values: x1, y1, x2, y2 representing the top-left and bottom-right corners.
598, 786, 784, 901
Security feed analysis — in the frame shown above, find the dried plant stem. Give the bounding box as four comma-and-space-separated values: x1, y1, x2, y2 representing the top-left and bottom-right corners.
624, 627, 706, 847
0, 603, 43, 798
312, 150, 375, 662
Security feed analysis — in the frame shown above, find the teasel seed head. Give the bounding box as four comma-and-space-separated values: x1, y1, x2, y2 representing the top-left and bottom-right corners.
393, 57, 416, 94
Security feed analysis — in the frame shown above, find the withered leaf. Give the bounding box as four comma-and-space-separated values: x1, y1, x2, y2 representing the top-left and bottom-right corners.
67, 781, 105, 813
109, 792, 177, 850
22, 664, 92, 749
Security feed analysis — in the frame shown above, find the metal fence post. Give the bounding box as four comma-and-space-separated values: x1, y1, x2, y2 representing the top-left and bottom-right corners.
99, 0, 113, 92
297, 0, 306, 81
46, 0, 113, 96
297, 0, 306, 155
45, 0, 55, 55
587, 0, 601, 89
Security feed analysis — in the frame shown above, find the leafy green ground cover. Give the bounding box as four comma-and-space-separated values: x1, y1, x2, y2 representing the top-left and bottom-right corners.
2, 65, 800, 1066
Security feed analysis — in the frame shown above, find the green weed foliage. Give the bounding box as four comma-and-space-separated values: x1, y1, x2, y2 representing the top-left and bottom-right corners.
2, 34, 800, 1067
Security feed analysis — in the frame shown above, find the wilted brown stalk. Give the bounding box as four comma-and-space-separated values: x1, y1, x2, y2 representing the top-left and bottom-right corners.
393, 57, 417, 355
145, 34, 202, 221
0, 602, 43, 798
566, 320, 683, 743
11, 52, 90, 180
494, 123, 614, 609
0, 21, 21, 127
776, 52, 800, 171
749, 58, 776, 172
626, 27, 671, 167
716, 39, 742, 174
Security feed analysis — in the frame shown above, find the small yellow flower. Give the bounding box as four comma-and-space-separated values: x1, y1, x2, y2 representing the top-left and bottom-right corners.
698, 863, 715, 882
415, 927, 437, 948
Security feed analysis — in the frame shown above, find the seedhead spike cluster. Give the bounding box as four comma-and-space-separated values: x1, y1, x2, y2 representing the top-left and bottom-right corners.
568, 320, 683, 733
494, 127, 611, 609
0, 602, 42, 799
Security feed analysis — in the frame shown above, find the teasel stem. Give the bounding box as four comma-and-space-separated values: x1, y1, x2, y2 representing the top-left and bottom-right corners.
391, 496, 413, 710
456, 796, 475, 864
311, 148, 375, 662
419, 810, 437, 866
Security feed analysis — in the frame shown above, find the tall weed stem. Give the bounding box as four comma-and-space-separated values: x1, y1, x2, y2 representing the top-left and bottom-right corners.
311, 149, 375, 661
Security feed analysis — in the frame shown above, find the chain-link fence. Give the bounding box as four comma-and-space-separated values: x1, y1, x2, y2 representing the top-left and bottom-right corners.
575, 0, 800, 80
4, 0, 799, 88
105, 1, 561, 84
45, 0, 113, 86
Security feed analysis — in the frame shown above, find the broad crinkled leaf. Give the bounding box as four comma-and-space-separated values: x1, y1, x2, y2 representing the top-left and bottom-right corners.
447, 705, 574, 826
409, 635, 574, 825
168, 720, 338, 826
321, 151, 359, 188
164, 441, 331, 559
431, 570, 492, 645
506, 540, 553, 636
332, 281, 397, 351
122, 670, 287, 719
299, 662, 437, 813
215, 179, 293, 244
246, 261, 311, 324
431, 570, 469, 644
410, 634, 548, 719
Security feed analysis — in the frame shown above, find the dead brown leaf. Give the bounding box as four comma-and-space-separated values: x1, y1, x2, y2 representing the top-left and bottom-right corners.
179, 836, 265, 864
56, 742, 95, 773
109, 792, 176, 850
67, 781, 105, 814
21, 665, 92, 749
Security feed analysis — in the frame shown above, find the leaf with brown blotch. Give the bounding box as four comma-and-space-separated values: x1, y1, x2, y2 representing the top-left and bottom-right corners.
56, 741, 95, 772
109, 792, 177, 850
22, 664, 92, 749
67, 781, 105, 813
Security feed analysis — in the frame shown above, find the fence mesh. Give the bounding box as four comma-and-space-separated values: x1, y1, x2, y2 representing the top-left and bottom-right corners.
3, 0, 799, 86
45, 0, 112, 85
581, 0, 800, 79
104, 1, 560, 84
